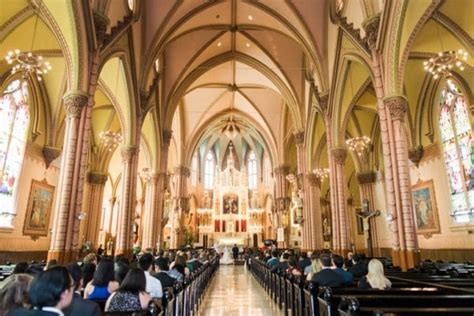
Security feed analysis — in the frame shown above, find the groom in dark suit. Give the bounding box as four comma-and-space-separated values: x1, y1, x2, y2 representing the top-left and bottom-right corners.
232, 244, 239, 260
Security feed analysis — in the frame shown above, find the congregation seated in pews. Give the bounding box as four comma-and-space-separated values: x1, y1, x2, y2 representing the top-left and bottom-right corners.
0, 249, 219, 316
248, 248, 474, 315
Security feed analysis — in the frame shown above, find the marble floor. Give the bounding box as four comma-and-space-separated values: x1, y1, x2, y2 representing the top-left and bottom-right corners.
198, 264, 283, 316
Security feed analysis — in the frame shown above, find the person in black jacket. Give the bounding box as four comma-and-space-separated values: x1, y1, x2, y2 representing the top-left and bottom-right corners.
348, 253, 368, 278
270, 253, 290, 273
311, 254, 344, 288
154, 258, 176, 289
298, 252, 311, 271
63, 263, 101, 316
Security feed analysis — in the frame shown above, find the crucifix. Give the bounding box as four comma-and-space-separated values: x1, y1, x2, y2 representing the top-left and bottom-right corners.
356, 199, 380, 257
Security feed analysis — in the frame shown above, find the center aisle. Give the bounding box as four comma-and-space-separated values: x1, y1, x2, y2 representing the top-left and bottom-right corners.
198, 264, 283, 316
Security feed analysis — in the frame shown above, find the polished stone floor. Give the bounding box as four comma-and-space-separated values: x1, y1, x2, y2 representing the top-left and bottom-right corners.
198, 264, 283, 316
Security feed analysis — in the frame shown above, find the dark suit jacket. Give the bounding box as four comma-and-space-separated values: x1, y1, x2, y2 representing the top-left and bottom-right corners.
349, 263, 368, 278
8, 308, 61, 316
155, 271, 176, 289
63, 293, 101, 316
298, 258, 312, 271
311, 268, 344, 288
270, 261, 289, 273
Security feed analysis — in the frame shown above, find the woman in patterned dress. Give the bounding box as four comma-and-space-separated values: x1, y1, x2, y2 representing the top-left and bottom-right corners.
105, 268, 151, 312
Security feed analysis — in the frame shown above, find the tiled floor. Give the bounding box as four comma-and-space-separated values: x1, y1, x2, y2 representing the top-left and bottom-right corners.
198, 264, 283, 316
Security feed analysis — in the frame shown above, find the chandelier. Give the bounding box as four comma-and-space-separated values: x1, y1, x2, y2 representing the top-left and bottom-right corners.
99, 131, 122, 152
313, 168, 330, 180
346, 136, 371, 156
4, 15, 52, 81
223, 117, 239, 139
423, 49, 468, 79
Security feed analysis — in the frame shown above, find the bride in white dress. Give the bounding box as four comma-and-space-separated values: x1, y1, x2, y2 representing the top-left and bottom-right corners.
220, 246, 234, 265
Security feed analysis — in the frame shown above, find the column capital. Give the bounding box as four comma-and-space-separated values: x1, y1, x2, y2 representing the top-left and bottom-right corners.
356, 171, 377, 184
121, 146, 138, 162
144, 173, 158, 185
331, 147, 347, 164
42, 146, 61, 169
408, 145, 424, 167
306, 173, 321, 187
174, 165, 190, 177
87, 171, 108, 185
362, 14, 381, 50
384, 95, 408, 121
315, 88, 329, 113
274, 165, 290, 176
163, 129, 173, 146
63, 90, 88, 118
293, 130, 305, 145
93, 11, 110, 46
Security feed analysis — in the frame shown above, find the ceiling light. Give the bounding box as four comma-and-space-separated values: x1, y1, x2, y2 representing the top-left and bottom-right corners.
248, 15, 253, 21
217, 42, 222, 47
423, 49, 469, 79
246, 43, 250, 48
346, 136, 371, 156
312, 168, 330, 180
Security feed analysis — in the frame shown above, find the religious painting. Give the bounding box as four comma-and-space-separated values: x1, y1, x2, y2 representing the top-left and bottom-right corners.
412, 179, 440, 235
223, 194, 238, 214
23, 179, 55, 237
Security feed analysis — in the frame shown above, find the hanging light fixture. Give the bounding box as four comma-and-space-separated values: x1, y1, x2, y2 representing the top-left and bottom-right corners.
346, 136, 371, 156
423, 49, 468, 79
312, 168, 330, 180
99, 131, 123, 152
4, 14, 52, 81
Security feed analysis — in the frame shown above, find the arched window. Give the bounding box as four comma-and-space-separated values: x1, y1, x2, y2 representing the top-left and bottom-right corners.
204, 152, 215, 190
263, 155, 272, 187
248, 151, 257, 189
0, 80, 30, 227
191, 153, 198, 187
438, 80, 473, 223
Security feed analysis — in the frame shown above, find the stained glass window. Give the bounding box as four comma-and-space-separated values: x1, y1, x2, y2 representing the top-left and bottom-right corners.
438, 80, 473, 223
248, 151, 257, 189
191, 153, 198, 187
0, 80, 30, 227
204, 152, 214, 190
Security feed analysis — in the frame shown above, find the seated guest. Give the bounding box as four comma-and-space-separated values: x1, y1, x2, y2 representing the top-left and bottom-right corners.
138, 253, 163, 299
168, 262, 185, 283
266, 251, 279, 268
305, 253, 322, 281
171, 255, 190, 276
298, 252, 312, 271
25, 265, 44, 278
0, 273, 32, 315
83, 254, 97, 266
11, 266, 74, 315
44, 260, 58, 271
81, 263, 95, 288
187, 253, 203, 273
154, 258, 176, 289
345, 252, 354, 268
332, 254, 353, 286
358, 259, 392, 290
311, 254, 343, 288
64, 263, 101, 316
270, 253, 290, 273
84, 258, 119, 301
348, 253, 368, 278
114, 261, 129, 285
287, 257, 302, 276
12, 262, 29, 275
105, 268, 151, 313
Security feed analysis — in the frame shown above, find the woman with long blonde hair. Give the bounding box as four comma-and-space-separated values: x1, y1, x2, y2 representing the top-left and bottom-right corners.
358, 259, 391, 290
305, 252, 322, 281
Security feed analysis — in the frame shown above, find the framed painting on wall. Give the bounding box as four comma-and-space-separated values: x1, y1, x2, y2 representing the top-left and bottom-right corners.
23, 179, 55, 237
411, 179, 440, 236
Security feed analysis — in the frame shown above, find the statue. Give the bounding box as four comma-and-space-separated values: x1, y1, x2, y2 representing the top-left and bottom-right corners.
106, 238, 114, 256
355, 199, 380, 257
291, 190, 304, 224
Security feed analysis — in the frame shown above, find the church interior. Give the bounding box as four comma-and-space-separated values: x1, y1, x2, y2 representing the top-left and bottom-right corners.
0, 0, 473, 314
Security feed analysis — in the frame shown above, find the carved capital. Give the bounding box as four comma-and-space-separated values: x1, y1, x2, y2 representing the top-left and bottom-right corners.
356, 171, 377, 185
175, 165, 190, 177
315, 87, 329, 113
408, 145, 424, 167
331, 148, 347, 165
121, 146, 138, 163
294, 130, 305, 145
87, 171, 108, 185
384, 95, 408, 122
93, 11, 110, 46
363, 14, 381, 50
306, 173, 321, 187
274, 165, 290, 176
63, 90, 88, 118
139, 90, 148, 114
42, 146, 61, 169
144, 173, 158, 185
163, 129, 173, 146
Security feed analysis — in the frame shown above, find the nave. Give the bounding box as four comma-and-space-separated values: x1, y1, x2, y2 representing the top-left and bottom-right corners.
198, 265, 282, 316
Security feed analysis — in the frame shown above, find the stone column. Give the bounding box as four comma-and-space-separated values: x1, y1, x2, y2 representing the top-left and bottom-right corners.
306, 174, 324, 249
330, 148, 351, 253
170, 166, 190, 249
141, 174, 158, 250
83, 171, 107, 250
103, 197, 116, 233
294, 130, 311, 250
48, 91, 88, 263
384, 95, 418, 268
116, 146, 139, 256
356, 171, 380, 255
274, 165, 290, 247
